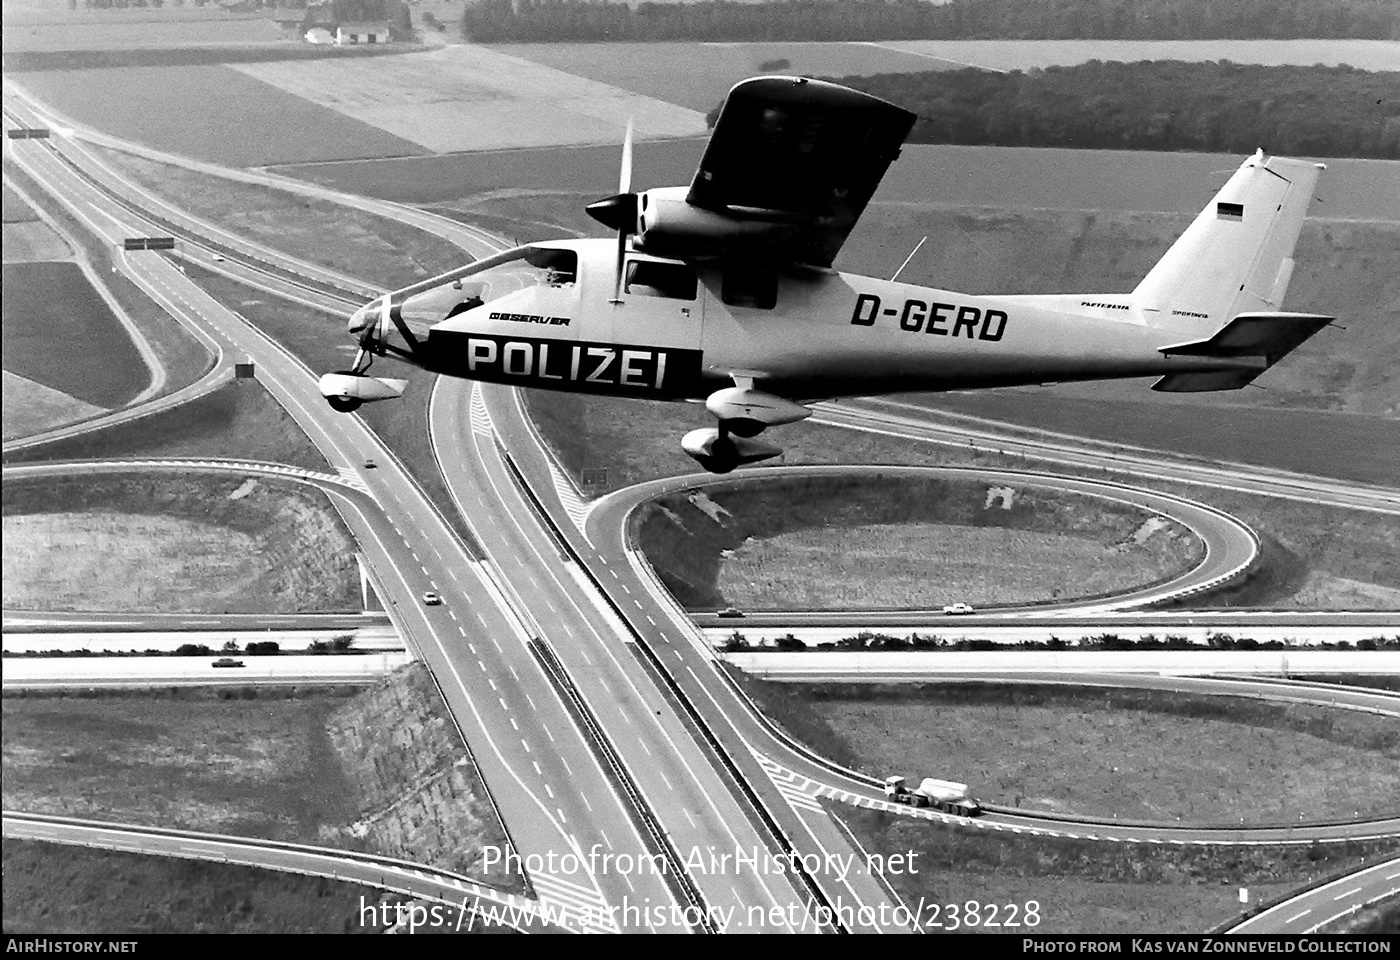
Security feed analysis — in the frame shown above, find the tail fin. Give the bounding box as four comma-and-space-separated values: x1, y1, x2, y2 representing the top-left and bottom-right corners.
1132, 150, 1326, 336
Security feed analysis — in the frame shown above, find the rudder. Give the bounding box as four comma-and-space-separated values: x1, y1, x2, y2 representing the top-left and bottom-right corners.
1132, 150, 1325, 336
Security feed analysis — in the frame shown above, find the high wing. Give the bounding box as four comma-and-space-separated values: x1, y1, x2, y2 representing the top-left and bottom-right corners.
687, 77, 916, 267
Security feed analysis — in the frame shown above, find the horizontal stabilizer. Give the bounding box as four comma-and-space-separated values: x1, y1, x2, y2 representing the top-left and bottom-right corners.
1154, 311, 1332, 392
1153, 370, 1264, 393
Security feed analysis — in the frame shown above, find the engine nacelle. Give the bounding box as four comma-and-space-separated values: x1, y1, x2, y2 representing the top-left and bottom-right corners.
636, 187, 789, 258
705, 387, 810, 432
681, 428, 782, 474
319, 373, 408, 412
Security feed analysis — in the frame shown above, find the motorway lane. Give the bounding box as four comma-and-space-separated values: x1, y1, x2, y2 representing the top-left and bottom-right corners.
818, 399, 1400, 516
1228, 856, 1400, 934
7, 133, 681, 934
433, 380, 827, 932
481, 386, 911, 932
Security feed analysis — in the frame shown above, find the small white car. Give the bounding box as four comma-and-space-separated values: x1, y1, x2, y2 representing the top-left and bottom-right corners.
942, 602, 975, 616
422, 592, 443, 606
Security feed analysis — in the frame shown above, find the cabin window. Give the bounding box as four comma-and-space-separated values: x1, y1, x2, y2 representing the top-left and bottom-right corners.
625, 260, 696, 301
721, 265, 778, 309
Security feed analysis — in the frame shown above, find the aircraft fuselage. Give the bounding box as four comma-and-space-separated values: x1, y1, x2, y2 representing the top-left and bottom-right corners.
395, 238, 1239, 404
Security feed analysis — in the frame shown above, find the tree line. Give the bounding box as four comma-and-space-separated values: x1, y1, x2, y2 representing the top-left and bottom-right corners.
709, 62, 1400, 159
461, 0, 1400, 43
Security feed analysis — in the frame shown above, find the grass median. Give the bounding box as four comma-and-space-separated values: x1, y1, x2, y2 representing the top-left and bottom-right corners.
3, 472, 360, 614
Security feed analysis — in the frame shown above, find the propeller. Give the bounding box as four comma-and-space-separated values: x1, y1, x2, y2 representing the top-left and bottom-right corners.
585, 120, 637, 303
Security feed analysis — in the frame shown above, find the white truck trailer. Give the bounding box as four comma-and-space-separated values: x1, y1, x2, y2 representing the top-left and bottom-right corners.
883, 776, 983, 817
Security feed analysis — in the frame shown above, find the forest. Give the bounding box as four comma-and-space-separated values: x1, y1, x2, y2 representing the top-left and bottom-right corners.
705, 62, 1400, 159
461, 0, 1400, 43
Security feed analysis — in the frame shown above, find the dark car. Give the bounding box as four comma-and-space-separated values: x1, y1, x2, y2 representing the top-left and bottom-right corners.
212, 658, 245, 668
716, 607, 744, 618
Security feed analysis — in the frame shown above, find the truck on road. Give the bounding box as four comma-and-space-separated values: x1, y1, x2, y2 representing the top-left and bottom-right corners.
884, 776, 983, 817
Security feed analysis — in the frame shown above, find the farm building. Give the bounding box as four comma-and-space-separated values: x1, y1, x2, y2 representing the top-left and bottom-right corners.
335, 21, 390, 44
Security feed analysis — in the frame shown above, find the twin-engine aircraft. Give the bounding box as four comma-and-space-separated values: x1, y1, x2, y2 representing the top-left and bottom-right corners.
319, 76, 1333, 473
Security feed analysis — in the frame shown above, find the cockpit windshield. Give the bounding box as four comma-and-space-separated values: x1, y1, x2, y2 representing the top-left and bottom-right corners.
394, 245, 578, 327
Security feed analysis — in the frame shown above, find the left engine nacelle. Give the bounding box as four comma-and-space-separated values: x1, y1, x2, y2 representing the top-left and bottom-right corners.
636, 187, 789, 258
318, 373, 408, 412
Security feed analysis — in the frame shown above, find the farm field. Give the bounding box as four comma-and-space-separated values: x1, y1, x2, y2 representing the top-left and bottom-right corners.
2, 473, 360, 614
1, 668, 521, 888
2, 181, 40, 221
1, 261, 148, 408
2, 840, 391, 934
4, 378, 333, 473
8, 68, 424, 167
1, 1, 286, 53
498, 39, 1400, 114
277, 143, 1400, 223
2, 370, 104, 441
492, 40, 959, 113
2, 219, 72, 263
3, 176, 72, 262
234, 45, 708, 153
634, 475, 1200, 612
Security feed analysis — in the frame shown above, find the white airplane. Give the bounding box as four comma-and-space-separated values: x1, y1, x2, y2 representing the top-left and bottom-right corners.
320, 76, 1333, 473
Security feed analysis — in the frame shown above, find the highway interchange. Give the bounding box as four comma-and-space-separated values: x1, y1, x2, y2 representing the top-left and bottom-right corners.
4, 83, 1399, 935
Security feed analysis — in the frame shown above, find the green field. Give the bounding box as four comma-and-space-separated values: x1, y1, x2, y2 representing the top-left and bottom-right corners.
2, 370, 105, 441
4, 159, 213, 404
2, 261, 149, 408
636, 475, 1200, 611
493, 40, 957, 113
3, 377, 330, 471
2, 181, 41, 222
2, 668, 520, 889
2, 472, 360, 613
10, 67, 424, 167
733, 678, 1400, 823
2, 839, 392, 934
1, 2, 287, 53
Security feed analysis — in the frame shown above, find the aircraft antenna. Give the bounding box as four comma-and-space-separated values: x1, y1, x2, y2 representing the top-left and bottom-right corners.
890, 236, 927, 282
